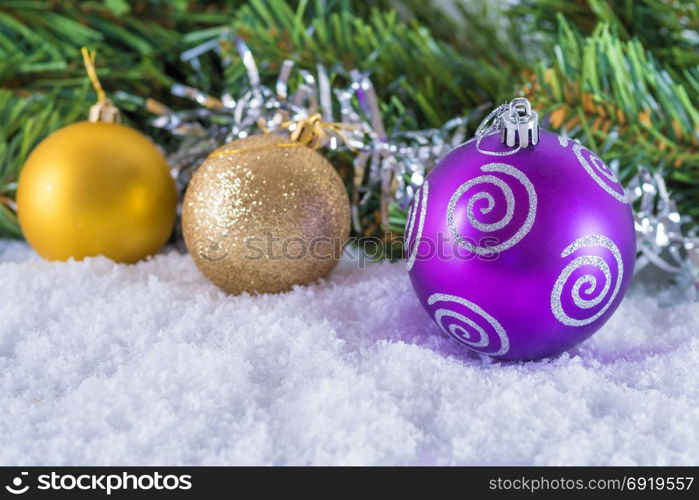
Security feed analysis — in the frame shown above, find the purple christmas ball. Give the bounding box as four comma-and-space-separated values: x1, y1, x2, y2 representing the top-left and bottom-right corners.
405, 129, 636, 360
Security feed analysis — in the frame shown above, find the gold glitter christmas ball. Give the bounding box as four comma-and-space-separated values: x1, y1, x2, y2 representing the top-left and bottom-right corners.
182, 134, 350, 294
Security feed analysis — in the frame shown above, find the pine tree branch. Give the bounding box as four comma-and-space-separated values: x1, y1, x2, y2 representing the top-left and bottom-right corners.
509, 0, 699, 70
521, 16, 699, 222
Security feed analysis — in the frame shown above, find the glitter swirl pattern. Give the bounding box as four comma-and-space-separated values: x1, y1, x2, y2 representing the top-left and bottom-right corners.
428, 293, 510, 356
550, 235, 624, 327
447, 163, 537, 255
405, 181, 429, 271
573, 143, 628, 203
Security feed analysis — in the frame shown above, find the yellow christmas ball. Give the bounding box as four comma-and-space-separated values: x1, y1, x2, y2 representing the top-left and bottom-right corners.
182, 134, 350, 295
17, 121, 177, 263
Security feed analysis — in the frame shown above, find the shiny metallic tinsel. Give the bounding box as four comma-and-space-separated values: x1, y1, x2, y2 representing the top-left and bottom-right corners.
149, 34, 471, 236
627, 166, 699, 298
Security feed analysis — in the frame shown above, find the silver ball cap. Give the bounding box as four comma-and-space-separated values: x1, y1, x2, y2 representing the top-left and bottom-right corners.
500, 98, 539, 148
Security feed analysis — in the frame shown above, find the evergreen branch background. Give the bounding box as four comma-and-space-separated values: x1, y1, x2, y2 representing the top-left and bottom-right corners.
0, 0, 697, 242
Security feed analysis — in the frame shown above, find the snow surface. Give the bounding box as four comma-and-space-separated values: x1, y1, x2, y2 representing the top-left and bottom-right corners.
0, 239, 697, 465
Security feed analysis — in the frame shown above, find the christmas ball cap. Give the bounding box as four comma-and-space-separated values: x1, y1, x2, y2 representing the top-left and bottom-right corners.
475, 97, 540, 149
80, 47, 120, 124
207, 113, 358, 160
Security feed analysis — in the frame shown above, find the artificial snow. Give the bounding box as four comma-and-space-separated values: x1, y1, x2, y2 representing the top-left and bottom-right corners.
0, 239, 697, 465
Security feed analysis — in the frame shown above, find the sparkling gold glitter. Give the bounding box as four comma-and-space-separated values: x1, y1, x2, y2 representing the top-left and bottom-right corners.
182, 134, 350, 294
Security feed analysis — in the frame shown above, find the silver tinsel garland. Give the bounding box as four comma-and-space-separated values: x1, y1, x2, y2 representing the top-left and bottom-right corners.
150, 34, 471, 235
627, 167, 699, 299
150, 33, 699, 297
